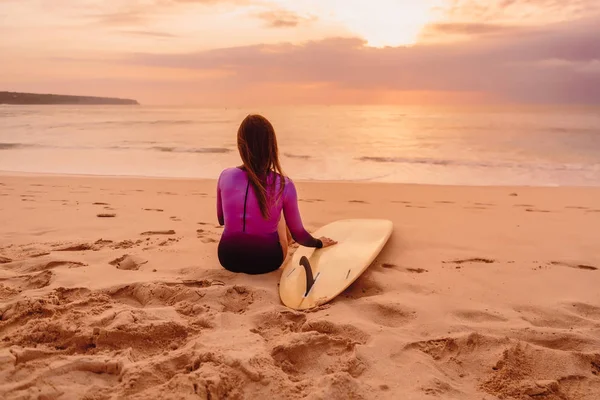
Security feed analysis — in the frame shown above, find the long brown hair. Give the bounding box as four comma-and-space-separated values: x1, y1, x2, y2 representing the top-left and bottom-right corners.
237, 114, 286, 219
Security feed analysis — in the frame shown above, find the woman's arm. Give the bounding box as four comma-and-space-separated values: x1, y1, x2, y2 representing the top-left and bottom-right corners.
282, 179, 322, 248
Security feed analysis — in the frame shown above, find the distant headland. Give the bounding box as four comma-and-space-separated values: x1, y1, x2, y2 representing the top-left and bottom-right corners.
0, 91, 140, 105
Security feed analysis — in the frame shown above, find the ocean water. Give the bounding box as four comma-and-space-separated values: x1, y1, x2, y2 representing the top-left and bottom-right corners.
1, 104, 599, 186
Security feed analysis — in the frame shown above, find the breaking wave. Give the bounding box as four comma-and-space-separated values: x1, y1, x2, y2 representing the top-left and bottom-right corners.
358, 156, 600, 172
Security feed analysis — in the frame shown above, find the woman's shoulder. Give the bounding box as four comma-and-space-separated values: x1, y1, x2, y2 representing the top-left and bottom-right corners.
218, 166, 243, 182
277, 174, 296, 193
266, 170, 292, 184
220, 166, 246, 176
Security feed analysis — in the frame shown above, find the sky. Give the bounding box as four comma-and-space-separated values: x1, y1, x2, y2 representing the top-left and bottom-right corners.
1, 0, 599, 106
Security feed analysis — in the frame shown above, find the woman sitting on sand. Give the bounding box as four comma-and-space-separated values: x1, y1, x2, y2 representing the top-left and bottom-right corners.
216, 114, 337, 274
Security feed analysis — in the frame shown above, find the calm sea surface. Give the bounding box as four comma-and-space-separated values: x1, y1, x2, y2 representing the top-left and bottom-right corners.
1, 104, 599, 186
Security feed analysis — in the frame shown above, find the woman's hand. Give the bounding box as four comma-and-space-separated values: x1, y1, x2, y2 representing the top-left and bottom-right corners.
319, 237, 338, 248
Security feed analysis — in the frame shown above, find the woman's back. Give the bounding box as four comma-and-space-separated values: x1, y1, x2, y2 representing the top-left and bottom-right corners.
217, 166, 320, 247
217, 167, 282, 235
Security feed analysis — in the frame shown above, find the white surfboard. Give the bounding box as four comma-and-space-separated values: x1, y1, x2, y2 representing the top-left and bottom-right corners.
279, 219, 393, 310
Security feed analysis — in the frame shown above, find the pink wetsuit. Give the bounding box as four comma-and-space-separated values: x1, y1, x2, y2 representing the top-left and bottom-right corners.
216, 167, 322, 274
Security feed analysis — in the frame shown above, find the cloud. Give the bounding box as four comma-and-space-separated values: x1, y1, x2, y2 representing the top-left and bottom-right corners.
92, 10, 148, 27
438, 0, 600, 21
84, 0, 252, 28
421, 22, 522, 37
121, 15, 600, 103
255, 9, 317, 28
118, 30, 178, 38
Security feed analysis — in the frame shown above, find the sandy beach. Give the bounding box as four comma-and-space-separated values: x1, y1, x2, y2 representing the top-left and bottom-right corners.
1, 173, 599, 399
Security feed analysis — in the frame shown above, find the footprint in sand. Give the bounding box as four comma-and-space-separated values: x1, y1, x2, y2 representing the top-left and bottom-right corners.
356, 301, 417, 328
403, 336, 460, 360
341, 272, 385, 299
143, 208, 164, 212
445, 258, 496, 265
567, 302, 600, 321
516, 329, 597, 352
349, 200, 369, 204
55, 243, 96, 252
141, 230, 176, 236
452, 309, 508, 323
8, 259, 88, 273
381, 263, 428, 274
250, 309, 307, 340
109, 255, 148, 271
157, 238, 179, 247
111, 239, 144, 249
549, 261, 597, 271
435, 201, 455, 204
566, 206, 589, 210
525, 208, 552, 213
197, 229, 219, 244
94, 317, 189, 358
94, 239, 113, 247
514, 305, 593, 329
0, 270, 54, 299
405, 267, 428, 274
301, 319, 371, 344
170, 216, 182, 221
270, 331, 366, 378
220, 285, 254, 314
97, 213, 116, 218
482, 342, 600, 399
106, 281, 213, 308
420, 378, 463, 398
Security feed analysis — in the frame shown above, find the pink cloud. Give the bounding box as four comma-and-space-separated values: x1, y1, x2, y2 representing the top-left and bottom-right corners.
119, 14, 600, 103
255, 9, 317, 28
440, 0, 599, 20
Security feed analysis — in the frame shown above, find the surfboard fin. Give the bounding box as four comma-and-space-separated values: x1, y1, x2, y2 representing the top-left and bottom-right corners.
299, 256, 315, 297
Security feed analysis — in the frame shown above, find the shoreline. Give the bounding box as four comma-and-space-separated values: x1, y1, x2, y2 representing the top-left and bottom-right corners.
1, 169, 596, 189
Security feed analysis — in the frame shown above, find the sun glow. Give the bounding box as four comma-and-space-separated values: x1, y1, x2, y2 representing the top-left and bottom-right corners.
325, 0, 444, 47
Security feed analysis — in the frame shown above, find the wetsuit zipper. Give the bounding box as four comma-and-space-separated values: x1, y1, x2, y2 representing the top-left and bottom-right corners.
242, 179, 250, 232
